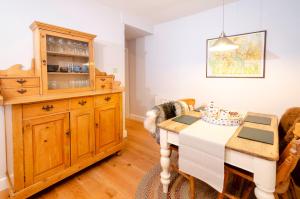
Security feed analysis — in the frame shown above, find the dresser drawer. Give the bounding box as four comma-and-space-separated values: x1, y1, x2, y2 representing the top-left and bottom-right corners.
95, 93, 119, 107
96, 76, 113, 84
70, 96, 93, 110
95, 77, 113, 90
1, 87, 39, 98
0, 77, 39, 88
96, 83, 112, 90
23, 100, 69, 119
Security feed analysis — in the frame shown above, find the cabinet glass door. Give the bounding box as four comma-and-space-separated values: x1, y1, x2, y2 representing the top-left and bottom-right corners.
46, 35, 91, 90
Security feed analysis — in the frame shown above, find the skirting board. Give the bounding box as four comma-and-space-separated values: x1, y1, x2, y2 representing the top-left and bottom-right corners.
123, 129, 128, 138
0, 176, 7, 191
129, 114, 145, 122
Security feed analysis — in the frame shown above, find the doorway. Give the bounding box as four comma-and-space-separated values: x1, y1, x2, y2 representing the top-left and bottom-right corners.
124, 24, 151, 120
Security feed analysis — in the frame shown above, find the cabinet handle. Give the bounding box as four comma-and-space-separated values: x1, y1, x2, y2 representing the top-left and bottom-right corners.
65, 131, 71, 136
16, 79, 27, 84
104, 96, 111, 101
95, 123, 99, 128
101, 85, 105, 89
17, 88, 27, 94
78, 100, 87, 106
100, 78, 106, 81
42, 60, 47, 65
42, 105, 54, 111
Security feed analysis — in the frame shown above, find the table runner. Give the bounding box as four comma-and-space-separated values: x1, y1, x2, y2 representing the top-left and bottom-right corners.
179, 119, 239, 192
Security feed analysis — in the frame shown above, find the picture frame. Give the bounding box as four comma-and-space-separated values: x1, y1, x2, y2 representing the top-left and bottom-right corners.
206, 30, 267, 78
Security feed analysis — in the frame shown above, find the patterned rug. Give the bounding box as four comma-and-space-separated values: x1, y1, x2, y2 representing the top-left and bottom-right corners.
136, 163, 218, 199
136, 163, 256, 199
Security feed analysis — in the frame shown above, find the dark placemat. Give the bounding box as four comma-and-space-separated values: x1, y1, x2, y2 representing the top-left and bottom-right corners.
244, 115, 272, 125
238, 127, 274, 145
172, 115, 200, 125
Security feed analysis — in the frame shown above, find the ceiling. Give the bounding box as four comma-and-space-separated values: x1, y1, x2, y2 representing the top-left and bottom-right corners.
125, 24, 151, 40
98, 0, 238, 25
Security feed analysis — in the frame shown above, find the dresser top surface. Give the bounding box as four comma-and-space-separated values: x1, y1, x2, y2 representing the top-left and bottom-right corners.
1, 88, 123, 105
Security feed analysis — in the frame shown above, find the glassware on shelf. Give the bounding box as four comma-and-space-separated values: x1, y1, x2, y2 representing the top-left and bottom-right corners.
72, 41, 78, 55
68, 63, 73, 72
47, 36, 89, 57
81, 64, 89, 73
49, 78, 89, 90
66, 40, 74, 54
73, 65, 81, 73
57, 38, 65, 53
83, 43, 89, 56
48, 80, 57, 89
46, 36, 91, 91
47, 36, 56, 52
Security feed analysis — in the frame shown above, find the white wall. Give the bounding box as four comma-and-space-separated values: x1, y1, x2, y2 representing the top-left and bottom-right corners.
130, 0, 300, 118
0, 0, 127, 190
127, 38, 155, 120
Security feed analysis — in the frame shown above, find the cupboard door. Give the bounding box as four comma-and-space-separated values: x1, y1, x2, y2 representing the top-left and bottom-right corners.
94, 103, 120, 154
23, 113, 70, 187
70, 109, 94, 165
39, 30, 95, 94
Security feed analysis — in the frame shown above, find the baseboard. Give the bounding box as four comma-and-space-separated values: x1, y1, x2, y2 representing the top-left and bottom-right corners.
0, 176, 7, 191
123, 129, 128, 138
129, 114, 145, 122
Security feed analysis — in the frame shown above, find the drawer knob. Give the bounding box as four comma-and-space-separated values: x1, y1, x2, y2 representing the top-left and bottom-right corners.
100, 78, 106, 81
16, 79, 27, 84
104, 96, 111, 101
42, 105, 54, 111
101, 85, 105, 89
42, 60, 47, 65
17, 88, 27, 94
78, 100, 87, 106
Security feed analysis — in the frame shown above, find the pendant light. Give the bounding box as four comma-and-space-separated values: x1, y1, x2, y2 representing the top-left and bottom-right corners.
209, 0, 238, 52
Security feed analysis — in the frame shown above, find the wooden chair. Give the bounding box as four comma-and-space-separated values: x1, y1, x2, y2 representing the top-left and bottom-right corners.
178, 98, 196, 111
218, 124, 300, 199
169, 98, 196, 199
169, 145, 196, 199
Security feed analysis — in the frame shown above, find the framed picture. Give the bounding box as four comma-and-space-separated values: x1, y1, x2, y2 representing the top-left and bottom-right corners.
206, 30, 267, 78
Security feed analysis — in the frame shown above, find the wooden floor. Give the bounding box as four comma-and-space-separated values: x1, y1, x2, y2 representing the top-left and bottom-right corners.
0, 119, 160, 199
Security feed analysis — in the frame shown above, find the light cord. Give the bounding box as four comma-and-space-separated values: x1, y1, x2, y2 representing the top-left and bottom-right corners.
222, 0, 225, 33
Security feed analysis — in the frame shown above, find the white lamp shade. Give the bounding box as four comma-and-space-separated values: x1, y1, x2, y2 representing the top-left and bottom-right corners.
209, 32, 239, 52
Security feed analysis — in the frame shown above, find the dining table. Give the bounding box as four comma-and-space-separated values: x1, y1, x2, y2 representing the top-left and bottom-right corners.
158, 111, 279, 199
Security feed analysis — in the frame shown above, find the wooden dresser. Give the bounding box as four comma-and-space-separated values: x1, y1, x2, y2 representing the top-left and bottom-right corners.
0, 22, 124, 199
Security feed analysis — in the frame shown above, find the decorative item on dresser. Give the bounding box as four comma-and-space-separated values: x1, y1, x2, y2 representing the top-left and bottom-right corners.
0, 21, 124, 199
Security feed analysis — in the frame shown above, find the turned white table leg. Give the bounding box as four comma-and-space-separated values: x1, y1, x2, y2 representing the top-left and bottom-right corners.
253, 157, 276, 199
160, 129, 171, 193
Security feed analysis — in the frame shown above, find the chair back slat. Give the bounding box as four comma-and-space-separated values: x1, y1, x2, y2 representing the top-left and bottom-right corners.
276, 139, 300, 192
294, 123, 300, 137
178, 98, 196, 108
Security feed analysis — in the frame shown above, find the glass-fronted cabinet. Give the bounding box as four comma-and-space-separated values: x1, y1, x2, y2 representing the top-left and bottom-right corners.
46, 35, 90, 90
31, 22, 96, 94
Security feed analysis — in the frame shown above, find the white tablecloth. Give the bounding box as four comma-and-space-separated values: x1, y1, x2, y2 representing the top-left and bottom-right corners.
179, 119, 239, 192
